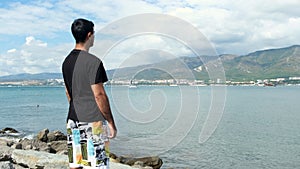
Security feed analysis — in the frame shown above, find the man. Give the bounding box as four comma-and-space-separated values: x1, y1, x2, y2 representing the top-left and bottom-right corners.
62, 18, 117, 169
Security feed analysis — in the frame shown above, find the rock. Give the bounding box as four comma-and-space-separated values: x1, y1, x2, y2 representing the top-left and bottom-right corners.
136, 156, 162, 169
6, 141, 14, 147
24, 144, 33, 150
48, 140, 67, 154
2, 129, 165, 169
1, 141, 163, 169
134, 160, 145, 166
0, 138, 8, 146
0, 161, 13, 169
2, 127, 19, 133
120, 156, 162, 169
11, 143, 22, 149
12, 163, 27, 169
19, 138, 50, 152
110, 152, 118, 159
47, 130, 67, 142
37, 128, 49, 142
0, 146, 13, 161
12, 149, 68, 169
19, 138, 31, 150
0, 138, 16, 147
110, 161, 139, 169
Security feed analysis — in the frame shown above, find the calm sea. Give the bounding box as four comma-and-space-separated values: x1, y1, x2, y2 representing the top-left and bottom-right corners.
0, 85, 299, 169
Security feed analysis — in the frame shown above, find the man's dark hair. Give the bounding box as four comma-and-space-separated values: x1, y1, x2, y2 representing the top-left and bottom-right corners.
71, 18, 94, 43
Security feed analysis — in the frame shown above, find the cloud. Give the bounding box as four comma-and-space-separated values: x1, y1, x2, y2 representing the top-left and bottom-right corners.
0, 1, 79, 38
25, 36, 47, 47
0, 36, 72, 76
164, 0, 300, 54
96, 34, 193, 69
7, 49, 17, 53
0, 0, 300, 76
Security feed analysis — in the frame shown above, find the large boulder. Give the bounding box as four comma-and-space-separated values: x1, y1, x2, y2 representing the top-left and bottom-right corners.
0, 146, 13, 161
37, 129, 49, 142
12, 149, 68, 169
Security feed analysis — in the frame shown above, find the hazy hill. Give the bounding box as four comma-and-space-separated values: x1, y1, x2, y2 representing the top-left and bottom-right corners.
0, 73, 62, 82
107, 45, 300, 81
1, 45, 299, 82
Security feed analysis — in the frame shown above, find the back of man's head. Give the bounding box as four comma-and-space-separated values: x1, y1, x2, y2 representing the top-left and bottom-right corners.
71, 18, 94, 43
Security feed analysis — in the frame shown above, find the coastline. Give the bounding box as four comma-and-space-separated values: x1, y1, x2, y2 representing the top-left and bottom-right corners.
0, 128, 163, 169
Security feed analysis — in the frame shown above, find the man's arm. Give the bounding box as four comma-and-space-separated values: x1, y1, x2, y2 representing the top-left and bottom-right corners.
91, 83, 117, 138
65, 88, 71, 102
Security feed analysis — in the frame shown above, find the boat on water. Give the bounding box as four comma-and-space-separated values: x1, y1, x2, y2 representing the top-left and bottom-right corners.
129, 80, 137, 88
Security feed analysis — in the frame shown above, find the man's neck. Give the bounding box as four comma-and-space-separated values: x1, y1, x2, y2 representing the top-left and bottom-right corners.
74, 43, 90, 52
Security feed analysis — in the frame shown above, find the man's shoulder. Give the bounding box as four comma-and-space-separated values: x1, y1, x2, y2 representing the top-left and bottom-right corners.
81, 51, 101, 62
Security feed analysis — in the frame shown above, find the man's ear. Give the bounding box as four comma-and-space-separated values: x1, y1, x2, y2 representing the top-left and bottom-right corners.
85, 32, 92, 41
87, 32, 93, 38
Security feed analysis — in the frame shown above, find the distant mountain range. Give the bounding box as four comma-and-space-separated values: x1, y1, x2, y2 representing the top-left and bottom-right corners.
107, 45, 300, 81
0, 73, 62, 82
1, 45, 299, 82
222, 45, 300, 81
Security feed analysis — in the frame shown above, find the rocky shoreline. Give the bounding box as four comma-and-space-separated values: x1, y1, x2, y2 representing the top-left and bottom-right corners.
0, 128, 163, 169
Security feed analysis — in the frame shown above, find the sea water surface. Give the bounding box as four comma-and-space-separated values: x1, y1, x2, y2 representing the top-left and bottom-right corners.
0, 85, 299, 169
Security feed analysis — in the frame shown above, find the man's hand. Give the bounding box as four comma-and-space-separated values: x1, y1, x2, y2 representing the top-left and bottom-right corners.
108, 122, 117, 139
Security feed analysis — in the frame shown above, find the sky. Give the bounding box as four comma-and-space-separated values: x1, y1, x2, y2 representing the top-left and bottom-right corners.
0, 0, 300, 76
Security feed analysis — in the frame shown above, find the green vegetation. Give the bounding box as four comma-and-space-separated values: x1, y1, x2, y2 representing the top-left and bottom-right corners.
1, 45, 299, 84
107, 45, 300, 82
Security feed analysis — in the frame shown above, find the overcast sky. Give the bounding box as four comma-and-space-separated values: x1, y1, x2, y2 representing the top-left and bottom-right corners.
0, 0, 299, 76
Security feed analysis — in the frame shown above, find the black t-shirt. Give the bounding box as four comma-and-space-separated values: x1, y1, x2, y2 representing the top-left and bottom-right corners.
62, 49, 108, 122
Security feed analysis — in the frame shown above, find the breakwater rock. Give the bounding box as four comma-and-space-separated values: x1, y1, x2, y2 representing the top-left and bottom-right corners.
0, 128, 163, 169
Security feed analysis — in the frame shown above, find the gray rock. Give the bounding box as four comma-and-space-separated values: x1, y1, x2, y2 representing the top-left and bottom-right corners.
37, 128, 49, 142
110, 162, 139, 169
0, 146, 13, 161
2, 127, 19, 133
6, 141, 15, 147
24, 145, 32, 150
13, 163, 28, 169
119, 156, 162, 169
49, 140, 67, 154
19, 138, 31, 147
11, 143, 22, 150
2, 142, 159, 169
0, 138, 8, 146
19, 138, 50, 152
47, 130, 67, 142
12, 149, 68, 169
0, 138, 18, 147
138, 156, 162, 169
0, 161, 14, 169
134, 160, 145, 166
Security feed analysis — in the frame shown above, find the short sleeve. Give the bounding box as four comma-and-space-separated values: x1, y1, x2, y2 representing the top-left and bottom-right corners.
94, 62, 108, 84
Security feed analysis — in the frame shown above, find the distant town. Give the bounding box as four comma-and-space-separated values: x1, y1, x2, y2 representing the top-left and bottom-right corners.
1, 76, 300, 87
